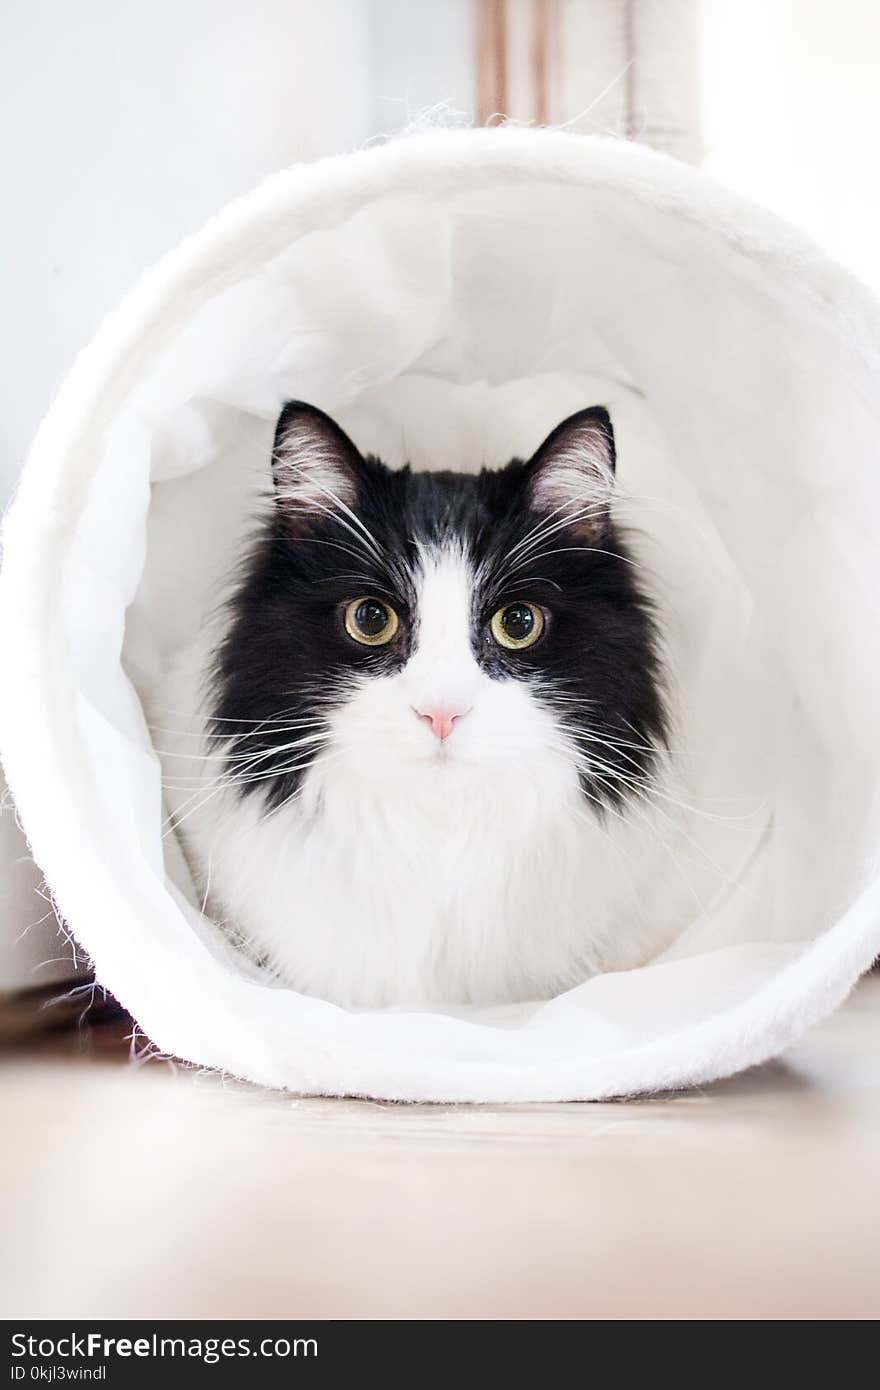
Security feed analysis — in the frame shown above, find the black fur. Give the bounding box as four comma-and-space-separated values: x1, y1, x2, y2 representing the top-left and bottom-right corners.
211, 402, 666, 810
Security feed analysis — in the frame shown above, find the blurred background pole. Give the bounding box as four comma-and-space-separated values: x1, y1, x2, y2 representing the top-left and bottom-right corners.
474, 0, 700, 163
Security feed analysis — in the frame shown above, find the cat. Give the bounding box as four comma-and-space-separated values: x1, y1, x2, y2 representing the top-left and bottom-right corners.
157, 401, 673, 1009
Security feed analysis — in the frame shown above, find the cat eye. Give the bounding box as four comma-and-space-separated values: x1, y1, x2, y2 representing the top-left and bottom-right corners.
344, 597, 400, 647
490, 602, 545, 651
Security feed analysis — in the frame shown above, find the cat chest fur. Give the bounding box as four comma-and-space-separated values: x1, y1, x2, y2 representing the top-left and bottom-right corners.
187, 740, 648, 1008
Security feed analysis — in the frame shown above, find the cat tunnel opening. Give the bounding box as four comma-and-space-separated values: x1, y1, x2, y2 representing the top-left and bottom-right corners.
1, 128, 879, 1100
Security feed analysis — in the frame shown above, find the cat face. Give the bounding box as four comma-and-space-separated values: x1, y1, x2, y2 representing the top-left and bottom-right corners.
210, 403, 666, 813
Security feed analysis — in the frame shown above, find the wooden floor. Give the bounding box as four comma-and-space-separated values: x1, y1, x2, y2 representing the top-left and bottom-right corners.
2, 975, 879, 1320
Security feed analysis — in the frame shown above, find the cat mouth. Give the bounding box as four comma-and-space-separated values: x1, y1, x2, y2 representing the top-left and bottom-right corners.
411, 734, 460, 767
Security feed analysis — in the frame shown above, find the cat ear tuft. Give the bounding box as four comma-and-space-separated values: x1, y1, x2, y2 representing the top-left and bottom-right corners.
525, 407, 616, 541
271, 402, 363, 528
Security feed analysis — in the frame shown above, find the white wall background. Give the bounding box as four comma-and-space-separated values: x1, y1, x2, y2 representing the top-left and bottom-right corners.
702, 0, 880, 291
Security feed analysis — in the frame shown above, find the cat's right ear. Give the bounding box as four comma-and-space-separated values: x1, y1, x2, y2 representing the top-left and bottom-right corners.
271, 402, 364, 532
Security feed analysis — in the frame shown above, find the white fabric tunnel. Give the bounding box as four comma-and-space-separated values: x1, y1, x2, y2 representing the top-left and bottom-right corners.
1, 128, 879, 1101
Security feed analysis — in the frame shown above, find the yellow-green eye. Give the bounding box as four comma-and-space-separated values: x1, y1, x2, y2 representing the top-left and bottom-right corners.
344, 597, 400, 646
490, 602, 545, 650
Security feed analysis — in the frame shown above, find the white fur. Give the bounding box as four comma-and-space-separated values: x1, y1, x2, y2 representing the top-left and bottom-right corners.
158, 545, 683, 1009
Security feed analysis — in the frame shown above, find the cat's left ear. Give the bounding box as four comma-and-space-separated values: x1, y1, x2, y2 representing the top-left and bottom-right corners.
271, 401, 365, 532
523, 407, 616, 541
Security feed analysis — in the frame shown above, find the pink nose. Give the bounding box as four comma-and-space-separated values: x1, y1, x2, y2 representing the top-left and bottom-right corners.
414, 705, 470, 741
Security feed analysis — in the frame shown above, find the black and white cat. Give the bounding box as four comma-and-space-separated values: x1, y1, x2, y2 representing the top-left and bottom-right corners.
158, 401, 675, 1008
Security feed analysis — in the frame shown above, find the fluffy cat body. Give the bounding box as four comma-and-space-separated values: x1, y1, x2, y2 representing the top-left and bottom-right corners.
157, 404, 674, 1009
